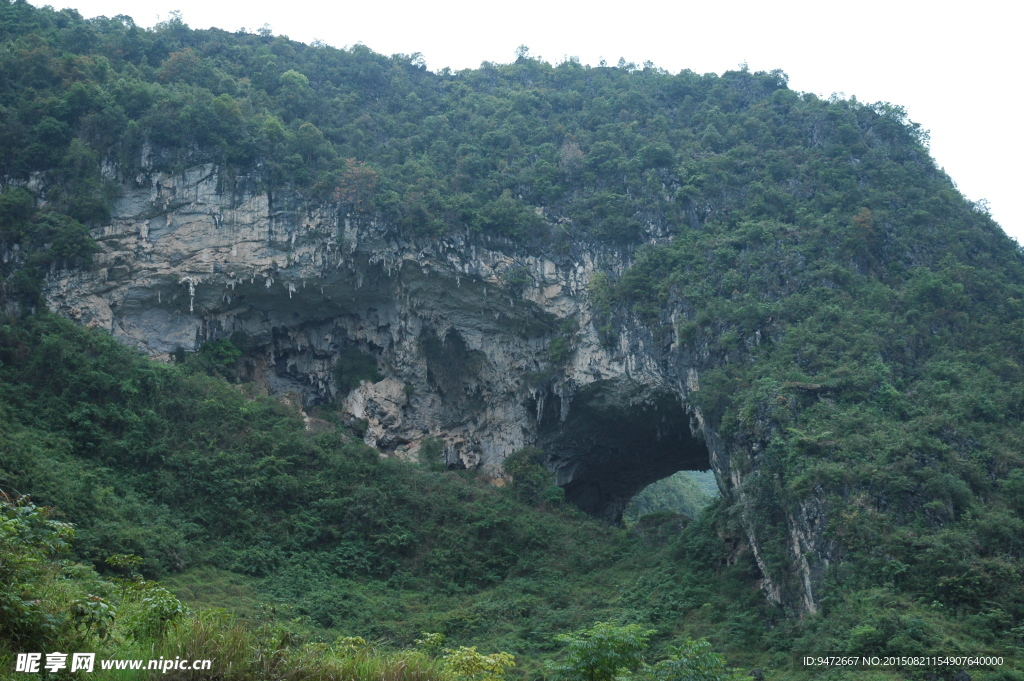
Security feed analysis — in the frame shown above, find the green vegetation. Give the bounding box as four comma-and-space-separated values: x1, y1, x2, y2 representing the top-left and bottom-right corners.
2, 0, 1024, 676
623, 472, 716, 524
0, 0, 948, 300
0, 314, 764, 677
2, 315, 1022, 676
546, 622, 654, 681
183, 337, 243, 381
0, 496, 476, 680
592, 101, 1024, 630
544, 622, 739, 681
333, 347, 383, 394
0, 490, 745, 681
436, 639, 516, 681
0, 489, 732, 681
0, 494, 79, 649
0, 186, 97, 304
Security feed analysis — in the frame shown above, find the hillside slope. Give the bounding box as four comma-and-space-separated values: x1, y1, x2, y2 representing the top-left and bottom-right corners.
1, 0, 1024, 674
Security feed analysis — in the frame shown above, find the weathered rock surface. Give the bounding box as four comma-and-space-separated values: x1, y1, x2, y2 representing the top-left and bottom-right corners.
44, 164, 825, 613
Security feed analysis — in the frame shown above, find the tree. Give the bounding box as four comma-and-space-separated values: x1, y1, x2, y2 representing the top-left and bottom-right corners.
334, 159, 379, 216
547, 622, 655, 681
635, 639, 739, 681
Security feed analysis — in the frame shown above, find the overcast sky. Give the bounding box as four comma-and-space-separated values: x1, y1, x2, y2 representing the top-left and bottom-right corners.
33, 0, 1023, 243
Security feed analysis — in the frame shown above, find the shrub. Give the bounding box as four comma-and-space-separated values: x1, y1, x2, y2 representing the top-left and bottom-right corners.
547, 622, 655, 681
635, 638, 738, 681
334, 347, 383, 394
0, 495, 76, 648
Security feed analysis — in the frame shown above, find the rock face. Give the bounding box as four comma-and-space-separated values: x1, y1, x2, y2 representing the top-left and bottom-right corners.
45, 164, 822, 612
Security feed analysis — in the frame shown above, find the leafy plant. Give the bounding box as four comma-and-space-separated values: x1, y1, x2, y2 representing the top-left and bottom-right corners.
70, 594, 116, 639
415, 631, 446, 655
123, 584, 189, 639
0, 494, 75, 647
504, 447, 564, 507
635, 638, 739, 681
441, 646, 515, 681
334, 347, 383, 394
547, 622, 656, 681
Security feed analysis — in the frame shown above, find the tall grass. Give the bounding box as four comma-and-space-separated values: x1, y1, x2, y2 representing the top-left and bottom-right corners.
89, 611, 452, 681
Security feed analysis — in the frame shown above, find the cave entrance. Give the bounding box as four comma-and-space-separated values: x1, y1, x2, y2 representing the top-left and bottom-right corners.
537, 379, 712, 524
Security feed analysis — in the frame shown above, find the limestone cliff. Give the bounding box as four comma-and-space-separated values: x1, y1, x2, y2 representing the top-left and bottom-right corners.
44, 164, 827, 613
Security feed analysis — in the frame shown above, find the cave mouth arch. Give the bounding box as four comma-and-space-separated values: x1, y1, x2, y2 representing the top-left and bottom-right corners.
537, 379, 711, 524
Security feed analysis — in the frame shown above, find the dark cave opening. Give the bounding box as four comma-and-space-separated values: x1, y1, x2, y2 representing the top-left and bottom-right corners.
537, 379, 711, 524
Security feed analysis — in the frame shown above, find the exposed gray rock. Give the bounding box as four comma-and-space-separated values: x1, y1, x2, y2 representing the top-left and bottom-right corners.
44, 164, 827, 613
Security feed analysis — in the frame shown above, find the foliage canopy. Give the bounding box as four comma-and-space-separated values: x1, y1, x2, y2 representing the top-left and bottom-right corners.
2, 0, 1024, 674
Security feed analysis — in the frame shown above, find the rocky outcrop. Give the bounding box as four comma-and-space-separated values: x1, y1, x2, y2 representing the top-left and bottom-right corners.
43, 164, 827, 613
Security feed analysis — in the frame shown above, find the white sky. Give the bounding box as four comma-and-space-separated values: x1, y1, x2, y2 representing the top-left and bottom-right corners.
34, 0, 1023, 243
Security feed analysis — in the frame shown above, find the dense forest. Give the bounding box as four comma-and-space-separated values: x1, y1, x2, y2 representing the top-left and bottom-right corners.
2, 0, 1024, 678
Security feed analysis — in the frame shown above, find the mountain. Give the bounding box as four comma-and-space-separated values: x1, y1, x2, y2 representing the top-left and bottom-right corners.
2, 0, 1023, 674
